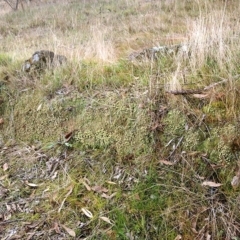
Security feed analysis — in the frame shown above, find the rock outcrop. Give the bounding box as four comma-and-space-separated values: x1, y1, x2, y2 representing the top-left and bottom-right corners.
128, 44, 189, 62
22, 50, 67, 72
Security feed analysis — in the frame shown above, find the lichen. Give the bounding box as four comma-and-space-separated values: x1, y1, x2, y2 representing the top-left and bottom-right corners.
74, 128, 113, 150
162, 109, 187, 142
72, 91, 152, 159
201, 124, 236, 163
183, 128, 201, 151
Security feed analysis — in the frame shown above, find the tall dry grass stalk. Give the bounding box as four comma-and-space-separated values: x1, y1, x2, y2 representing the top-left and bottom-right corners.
188, 9, 232, 70
166, 64, 182, 92
83, 24, 116, 62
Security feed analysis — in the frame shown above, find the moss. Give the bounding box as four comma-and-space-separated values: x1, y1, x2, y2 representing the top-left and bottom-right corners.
1, 0, 240, 239
162, 109, 186, 142
4, 88, 84, 143
203, 100, 227, 122
0, 53, 12, 66
72, 89, 152, 160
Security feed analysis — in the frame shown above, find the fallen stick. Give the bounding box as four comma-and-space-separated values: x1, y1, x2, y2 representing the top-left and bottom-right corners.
166, 74, 240, 95
166, 89, 203, 95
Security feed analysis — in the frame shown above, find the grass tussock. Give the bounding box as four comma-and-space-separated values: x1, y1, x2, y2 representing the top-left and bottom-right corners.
1, 0, 240, 239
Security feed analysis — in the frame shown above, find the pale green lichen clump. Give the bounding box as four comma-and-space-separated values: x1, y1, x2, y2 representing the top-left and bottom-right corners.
74, 129, 113, 150
183, 128, 201, 151
203, 124, 236, 163
73, 92, 152, 158
162, 109, 187, 141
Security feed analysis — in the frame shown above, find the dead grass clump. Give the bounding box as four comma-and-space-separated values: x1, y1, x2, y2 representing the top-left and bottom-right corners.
188, 10, 233, 71
83, 24, 116, 62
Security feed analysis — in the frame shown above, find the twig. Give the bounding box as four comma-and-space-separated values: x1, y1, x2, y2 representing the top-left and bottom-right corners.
0, 218, 25, 225
203, 79, 228, 91
166, 89, 203, 95
168, 136, 184, 159
166, 74, 240, 95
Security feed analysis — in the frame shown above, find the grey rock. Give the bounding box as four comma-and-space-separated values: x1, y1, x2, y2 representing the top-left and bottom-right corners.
128, 43, 190, 62
22, 50, 67, 72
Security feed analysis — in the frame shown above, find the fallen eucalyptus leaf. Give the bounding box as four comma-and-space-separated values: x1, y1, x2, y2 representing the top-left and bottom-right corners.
53, 222, 61, 234
82, 181, 91, 191
51, 171, 58, 180
100, 216, 113, 225
64, 130, 76, 142
61, 224, 76, 237
91, 185, 108, 193
37, 103, 42, 111
3, 163, 8, 171
106, 181, 117, 185
231, 176, 240, 189
0, 174, 8, 181
201, 181, 222, 187
231, 166, 240, 189
25, 181, 39, 188
159, 160, 174, 165
192, 94, 209, 99
191, 227, 198, 234
101, 192, 117, 199
206, 233, 211, 240
174, 235, 182, 240
81, 208, 93, 218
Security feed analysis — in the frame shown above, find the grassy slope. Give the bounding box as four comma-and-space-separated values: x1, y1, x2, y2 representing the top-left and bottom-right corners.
1, 0, 240, 239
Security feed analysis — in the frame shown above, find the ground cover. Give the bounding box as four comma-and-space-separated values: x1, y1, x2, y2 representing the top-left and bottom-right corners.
1, 0, 240, 239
